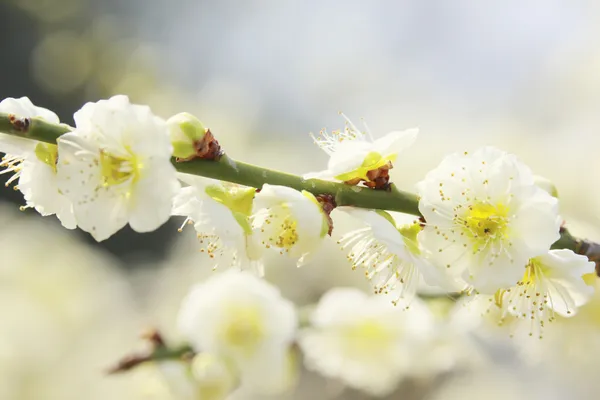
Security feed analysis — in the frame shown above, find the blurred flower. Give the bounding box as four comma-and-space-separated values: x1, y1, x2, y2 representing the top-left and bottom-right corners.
0, 207, 142, 399
177, 270, 298, 395
252, 184, 329, 266
408, 298, 487, 380
298, 287, 432, 397
0, 96, 76, 228
191, 354, 238, 400
156, 355, 237, 400
417, 146, 561, 293
173, 176, 264, 275
428, 367, 567, 400
306, 114, 417, 185
337, 207, 446, 306
57, 95, 180, 241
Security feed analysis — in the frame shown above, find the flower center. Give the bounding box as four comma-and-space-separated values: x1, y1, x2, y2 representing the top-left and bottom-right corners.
275, 216, 299, 248
342, 320, 394, 356
463, 202, 509, 240
222, 305, 264, 355
99, 149, 140, 187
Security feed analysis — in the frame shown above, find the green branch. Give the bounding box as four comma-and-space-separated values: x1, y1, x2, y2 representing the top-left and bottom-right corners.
107, 343, 194, 374
0, 112, 597, 270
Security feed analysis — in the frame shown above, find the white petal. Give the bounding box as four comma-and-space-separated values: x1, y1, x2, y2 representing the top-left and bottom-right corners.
128, 160, 180, 233
325, 140, 375, 177
0, 97, 59, 123
338, 207, 408, 256
373, 128, 418, 157
18, 158, 76, 229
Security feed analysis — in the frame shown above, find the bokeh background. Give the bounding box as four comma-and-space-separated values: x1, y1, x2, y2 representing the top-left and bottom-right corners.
1, 1, 600, 399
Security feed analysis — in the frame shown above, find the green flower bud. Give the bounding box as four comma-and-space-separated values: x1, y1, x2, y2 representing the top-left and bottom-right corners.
191, 354, 238, 400
167, 112, 206, 159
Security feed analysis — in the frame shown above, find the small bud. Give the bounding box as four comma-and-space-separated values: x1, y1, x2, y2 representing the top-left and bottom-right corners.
191, 354, 238, 400
167, 112, 207, 159
534, 175, 558, 198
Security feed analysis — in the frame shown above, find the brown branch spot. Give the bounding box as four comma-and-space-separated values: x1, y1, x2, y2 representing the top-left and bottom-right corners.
576, 239, 600, 277
344, 161, 393, 190
106, 329, 193, 375
176, 129, 222, 162
8, 114, 31, 133
106, 353, 154, 374
315, 194, 337, 235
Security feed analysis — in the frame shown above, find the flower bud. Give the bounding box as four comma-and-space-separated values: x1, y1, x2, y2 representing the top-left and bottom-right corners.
167, 112, 206, 159
534, 175, 558, 198
191, 354, 238, 400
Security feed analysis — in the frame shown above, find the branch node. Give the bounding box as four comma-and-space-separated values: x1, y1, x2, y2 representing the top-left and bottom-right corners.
176, 129, 223, 162
344, 161, 393, 190
106, 329, 194, 375
316, 194, 337, 235
576, 239, 600, 276
8, 114, 30, 133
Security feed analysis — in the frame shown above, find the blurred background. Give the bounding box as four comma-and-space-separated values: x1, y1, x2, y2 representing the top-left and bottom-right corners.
1, 0, 600, 399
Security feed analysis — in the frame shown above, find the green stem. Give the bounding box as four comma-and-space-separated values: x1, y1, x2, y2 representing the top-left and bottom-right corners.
107, 344, 193, 373
0, 112, 596, 268
175, 157, 419, 214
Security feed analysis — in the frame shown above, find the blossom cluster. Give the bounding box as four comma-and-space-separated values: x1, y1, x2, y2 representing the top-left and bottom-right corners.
175, 269, 480, 398
0, 95, 597, 396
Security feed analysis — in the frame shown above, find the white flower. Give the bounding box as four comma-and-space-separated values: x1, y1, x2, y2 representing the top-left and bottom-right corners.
484, 249, 595, 338
298, 287, 432, 397
417, 146, 561, 293
173, 175, 264, 275
407, 299, 488, 379
0, 96, 58, 156
252, 184, 330, 266
338, 207, 450, 306
0, 97, 76, 228
56, 95, 180, 241
178, 270, 297, 394
306, 114, 417, 184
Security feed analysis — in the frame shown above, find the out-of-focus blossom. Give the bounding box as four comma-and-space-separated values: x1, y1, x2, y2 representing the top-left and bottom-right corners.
177, 270, 297, 394
156, 355, 237, 400
298, 287, 432, 397
0, 207, 142, 399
